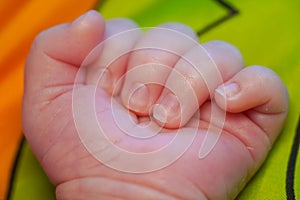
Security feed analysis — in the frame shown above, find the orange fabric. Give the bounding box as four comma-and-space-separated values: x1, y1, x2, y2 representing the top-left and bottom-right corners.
0, 0, 99, 198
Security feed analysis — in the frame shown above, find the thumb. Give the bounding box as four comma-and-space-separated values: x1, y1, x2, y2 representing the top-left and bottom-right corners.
214, 65, 289, 143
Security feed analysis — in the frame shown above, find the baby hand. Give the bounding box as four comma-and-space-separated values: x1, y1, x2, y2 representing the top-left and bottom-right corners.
23, 11, 288, 199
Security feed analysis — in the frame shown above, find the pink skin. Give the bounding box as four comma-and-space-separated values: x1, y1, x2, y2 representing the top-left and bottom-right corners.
22, 11, 288, 200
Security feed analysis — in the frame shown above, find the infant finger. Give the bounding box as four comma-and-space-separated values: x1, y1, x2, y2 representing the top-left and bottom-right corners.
85, 18, 140, 95
23, 11, 105, 107
214, 66, 289, 142
153, 41, 244, 128
23, 11, 105, 158
120, 23, 198, 116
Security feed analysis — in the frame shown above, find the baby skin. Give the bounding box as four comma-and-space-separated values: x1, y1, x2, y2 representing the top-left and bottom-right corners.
22, 11, 288, 199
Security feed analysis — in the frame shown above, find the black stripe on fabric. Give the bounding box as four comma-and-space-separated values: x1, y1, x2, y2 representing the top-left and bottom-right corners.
286, 116, 300, 200
6, 136, 25, 200
197, 0, 239, 36
96, 0, 239, 37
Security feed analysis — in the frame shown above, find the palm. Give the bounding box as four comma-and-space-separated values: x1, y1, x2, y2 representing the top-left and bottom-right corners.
34, 83, 257, 199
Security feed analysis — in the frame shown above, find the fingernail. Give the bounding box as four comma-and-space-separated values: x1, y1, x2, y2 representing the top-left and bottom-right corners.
153, 93, 180, 123
98, 69, 112, 92
129, 83, 150, 112
152, 104, 167, 124
216, 82, 240, 98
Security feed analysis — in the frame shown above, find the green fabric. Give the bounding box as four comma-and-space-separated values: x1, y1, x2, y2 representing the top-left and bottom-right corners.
9, 141, 55, 200
10, 0, 300, 199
